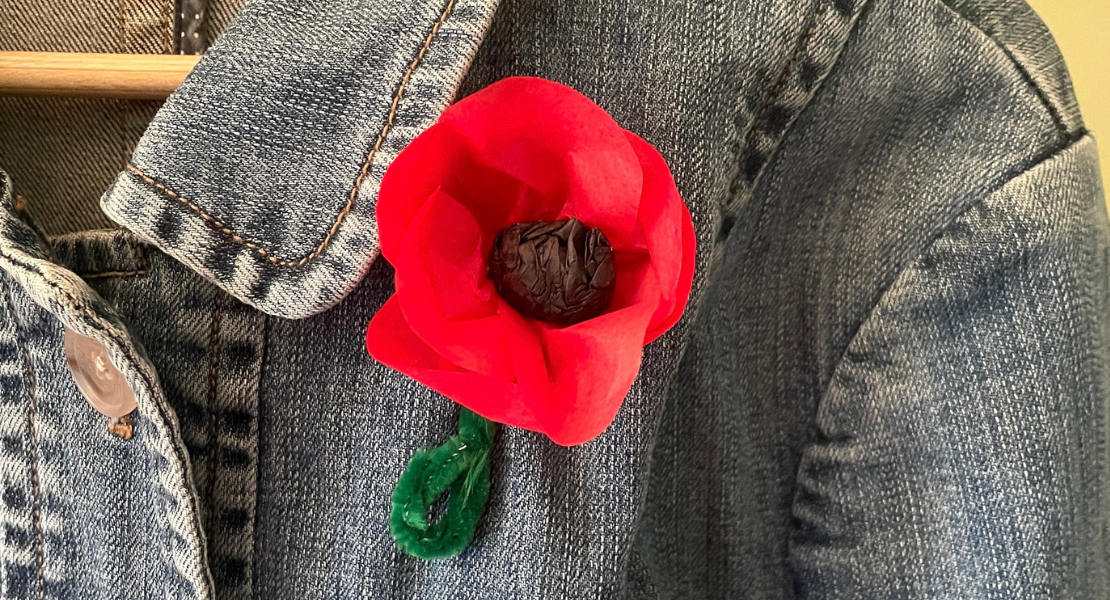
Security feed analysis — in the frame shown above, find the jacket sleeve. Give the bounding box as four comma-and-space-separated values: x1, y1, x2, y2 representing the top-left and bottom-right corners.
790, 135, 1110, 597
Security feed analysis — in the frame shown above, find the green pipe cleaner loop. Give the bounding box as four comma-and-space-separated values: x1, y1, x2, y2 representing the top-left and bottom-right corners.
390, 408, 497, 560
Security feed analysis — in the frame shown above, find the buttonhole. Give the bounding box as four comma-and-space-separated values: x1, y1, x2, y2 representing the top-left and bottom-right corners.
108, 414, 134, 440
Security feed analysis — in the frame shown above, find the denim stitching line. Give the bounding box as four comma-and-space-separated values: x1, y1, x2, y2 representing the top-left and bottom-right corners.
2, 284, 46, 600
123, 0, 459, 269
80, 269, 148, 279
249, 313, 267, 596
204, 295, 222, 562
0, 253, 214, 596
727, 0, 825, 207
74, 239, 151, 279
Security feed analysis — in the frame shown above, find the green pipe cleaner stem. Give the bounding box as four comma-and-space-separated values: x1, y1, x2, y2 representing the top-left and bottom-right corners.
389, 407, 497, 560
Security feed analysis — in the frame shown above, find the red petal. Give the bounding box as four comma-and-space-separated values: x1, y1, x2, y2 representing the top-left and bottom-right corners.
391, 188, 552, 419
378, 124, 560, 252
535, 254, 660, 445
643, 208, 695, 344
366, 297, 543, 431
377, 128, 442, 262
395, 188, 524, 381
624, 133, 697, 344
438, 77, 643, 243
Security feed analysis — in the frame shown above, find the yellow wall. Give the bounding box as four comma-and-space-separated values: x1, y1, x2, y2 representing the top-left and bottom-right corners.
1025, 0, 1109, 190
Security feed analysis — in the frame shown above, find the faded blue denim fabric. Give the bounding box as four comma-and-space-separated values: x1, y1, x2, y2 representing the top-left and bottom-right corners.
0, 0, 1108, 599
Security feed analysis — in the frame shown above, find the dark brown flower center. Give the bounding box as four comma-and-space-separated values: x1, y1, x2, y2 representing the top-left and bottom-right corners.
487, 217, 617, 325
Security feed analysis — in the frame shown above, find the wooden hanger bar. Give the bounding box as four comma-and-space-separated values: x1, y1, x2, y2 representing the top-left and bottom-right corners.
0, 52, 200, 99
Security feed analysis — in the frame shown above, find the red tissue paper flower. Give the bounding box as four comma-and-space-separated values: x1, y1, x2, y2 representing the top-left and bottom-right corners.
366, 77, 696, 446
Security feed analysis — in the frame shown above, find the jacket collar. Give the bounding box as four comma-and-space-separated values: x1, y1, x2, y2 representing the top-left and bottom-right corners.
100, 0, 501, 319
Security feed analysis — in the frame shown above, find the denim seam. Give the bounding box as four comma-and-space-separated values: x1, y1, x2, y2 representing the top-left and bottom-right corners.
1, 282, 46, 600
204, 295, 222, 562
626, 549, 661, 600
935, 0, 1082, 140
0, 252, 212, 597
249, 313, 267, 600
115, 0, 125, 53
121, 0, 459, 269
74, 240, 151, 279
79, 269, 147, 279
723, 0, 871, 220
822, 135, 1084, 404
730, 0, 825, 203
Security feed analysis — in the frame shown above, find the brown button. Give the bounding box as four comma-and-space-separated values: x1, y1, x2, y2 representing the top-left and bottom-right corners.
64, 328, 137, 418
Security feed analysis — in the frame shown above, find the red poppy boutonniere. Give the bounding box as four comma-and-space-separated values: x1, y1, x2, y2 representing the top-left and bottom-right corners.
366, 76, 696, 559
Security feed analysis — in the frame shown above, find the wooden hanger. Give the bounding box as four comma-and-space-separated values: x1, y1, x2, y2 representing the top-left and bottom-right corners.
0, 52, 199, 99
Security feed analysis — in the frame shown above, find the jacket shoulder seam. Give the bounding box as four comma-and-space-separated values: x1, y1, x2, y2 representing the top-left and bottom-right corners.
936, 0, 1085, 140
825, 134, 1091, 398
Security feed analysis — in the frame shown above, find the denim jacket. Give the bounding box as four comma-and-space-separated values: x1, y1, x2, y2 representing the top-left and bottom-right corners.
1, 0, 1107, 598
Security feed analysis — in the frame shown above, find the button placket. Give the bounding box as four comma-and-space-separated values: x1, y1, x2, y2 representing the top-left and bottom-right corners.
0, 178, 215, 598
